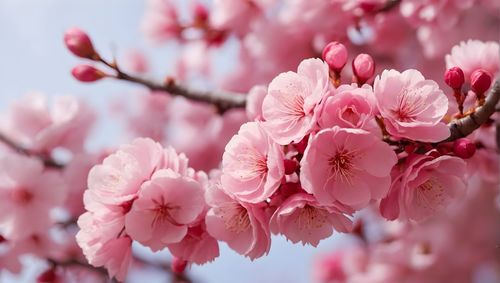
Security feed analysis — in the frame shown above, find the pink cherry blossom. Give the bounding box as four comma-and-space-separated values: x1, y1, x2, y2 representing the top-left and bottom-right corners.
246, 85, 267, 121
124, 169, 205, 251
1, 93, 95, 153
317, 84, 378, 132
262, 58, 331, 145
380, 153, 467, 221
210, 0, 275, 35
300, 127, 397, 209
374, 69, 450, 142
87, 138, 164, 205
205, 181, 271, 260
76, 209, 131, 281
167, 222, 220, 265
141, 0, 181, 44
270, 193, 352, 246
0, 153, 66, 240
221, 122, 284, 203
445, 40, 500, 80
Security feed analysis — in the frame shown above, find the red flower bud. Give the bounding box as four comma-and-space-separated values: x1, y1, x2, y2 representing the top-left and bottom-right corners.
284, 159, 299, 175
71, 65, 106, 82
470, 69, 492, 95
37, 268, 57, 283
352, 53, 375, 84
64, 27, 97, 59
322, 42, 348, 72
444, 67, 465, 90
171, 257, 188, 274
453, 138, 476, 159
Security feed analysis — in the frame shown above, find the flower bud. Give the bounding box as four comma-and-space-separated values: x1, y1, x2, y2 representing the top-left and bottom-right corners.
171, 257, 188, 274
64, 27, 97, 59
444, 67, 465, 90
284, 159, 299, 175
193, 2, 209, 23
453, 138, 476, 159
37, 268, 57, 283
322, 42, 348, 72
71, 65, 106, 82
470, 69, 492, 94
352, 53, 375, 83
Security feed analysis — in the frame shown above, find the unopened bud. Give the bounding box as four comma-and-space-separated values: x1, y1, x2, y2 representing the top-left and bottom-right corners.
37, 268, 57, 283
453, 138, 476, 159
284, 159, 299, 175
64, 27, 97, 59
171, 257, 188, 274
71, 65, 106, 82
322, 42, 348, 72
352, 53, 375, 84
193, 2, 209, 23
444, 67, 465, 90
470, 69, 492, 95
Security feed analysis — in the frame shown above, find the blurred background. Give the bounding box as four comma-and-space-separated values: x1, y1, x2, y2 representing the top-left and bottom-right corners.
0, 1, 346, 282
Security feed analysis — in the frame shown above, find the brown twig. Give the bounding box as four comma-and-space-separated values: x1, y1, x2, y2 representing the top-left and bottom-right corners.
0, 132, 64, 168
99, 58, 246, 114
376, 0, 402, 13
443, 80, 500, 142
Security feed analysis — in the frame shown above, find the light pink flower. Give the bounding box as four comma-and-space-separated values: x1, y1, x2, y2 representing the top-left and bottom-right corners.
1, 93, 95, 153
210, 0, 275, 35
87, 138, 164, 205
205, 181, 271, 260
270, 193, 352, 246
374, 69, 450, 142
317, 84, 378, 132
168, 222, 220, 264
300, 127, 397, 209
141, 0, 181, 44
262, 58, 331, 145
0, 153, 66, 240
380, 153, 467, 221
246, 85, 267, 121
125, 169, 205, 251
221, 122, 284, 203
445, 40, 500, 80
76, 209, 131, 281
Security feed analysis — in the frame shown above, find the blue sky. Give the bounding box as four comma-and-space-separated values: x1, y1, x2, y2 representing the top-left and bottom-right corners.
0, 1, 345, 282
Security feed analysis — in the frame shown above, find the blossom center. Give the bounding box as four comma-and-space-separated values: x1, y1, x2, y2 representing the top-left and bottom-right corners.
150, 196, 180, 227
10, 188, 34, 205
295, 205, 328, 230
329, 150, 356, 183
283, 94, 305, 118
393, 88, 426, 122
217, 204, 251, 234
416, 179, 445, 210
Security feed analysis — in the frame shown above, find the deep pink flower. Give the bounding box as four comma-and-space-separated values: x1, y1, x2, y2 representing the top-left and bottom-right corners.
205, 181, 271, 260
317, 84, 378, 131
374, 69, 450, 142
380, 153, 467, 221
445, 40, 499, 80
262, 58, 331, 145
270, 193, 352, 246
300, 127, 397, 209
221, 122, 284, 203
125, 170, 205, 251
0, 153, 66, 240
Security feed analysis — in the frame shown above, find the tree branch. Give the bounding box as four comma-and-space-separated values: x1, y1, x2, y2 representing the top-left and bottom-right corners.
0, 132, 64, 168
443, 80, 500, 142
100, 59, 246, 114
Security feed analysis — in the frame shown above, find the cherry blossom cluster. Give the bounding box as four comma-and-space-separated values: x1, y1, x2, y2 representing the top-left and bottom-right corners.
74, 36, 499, 281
